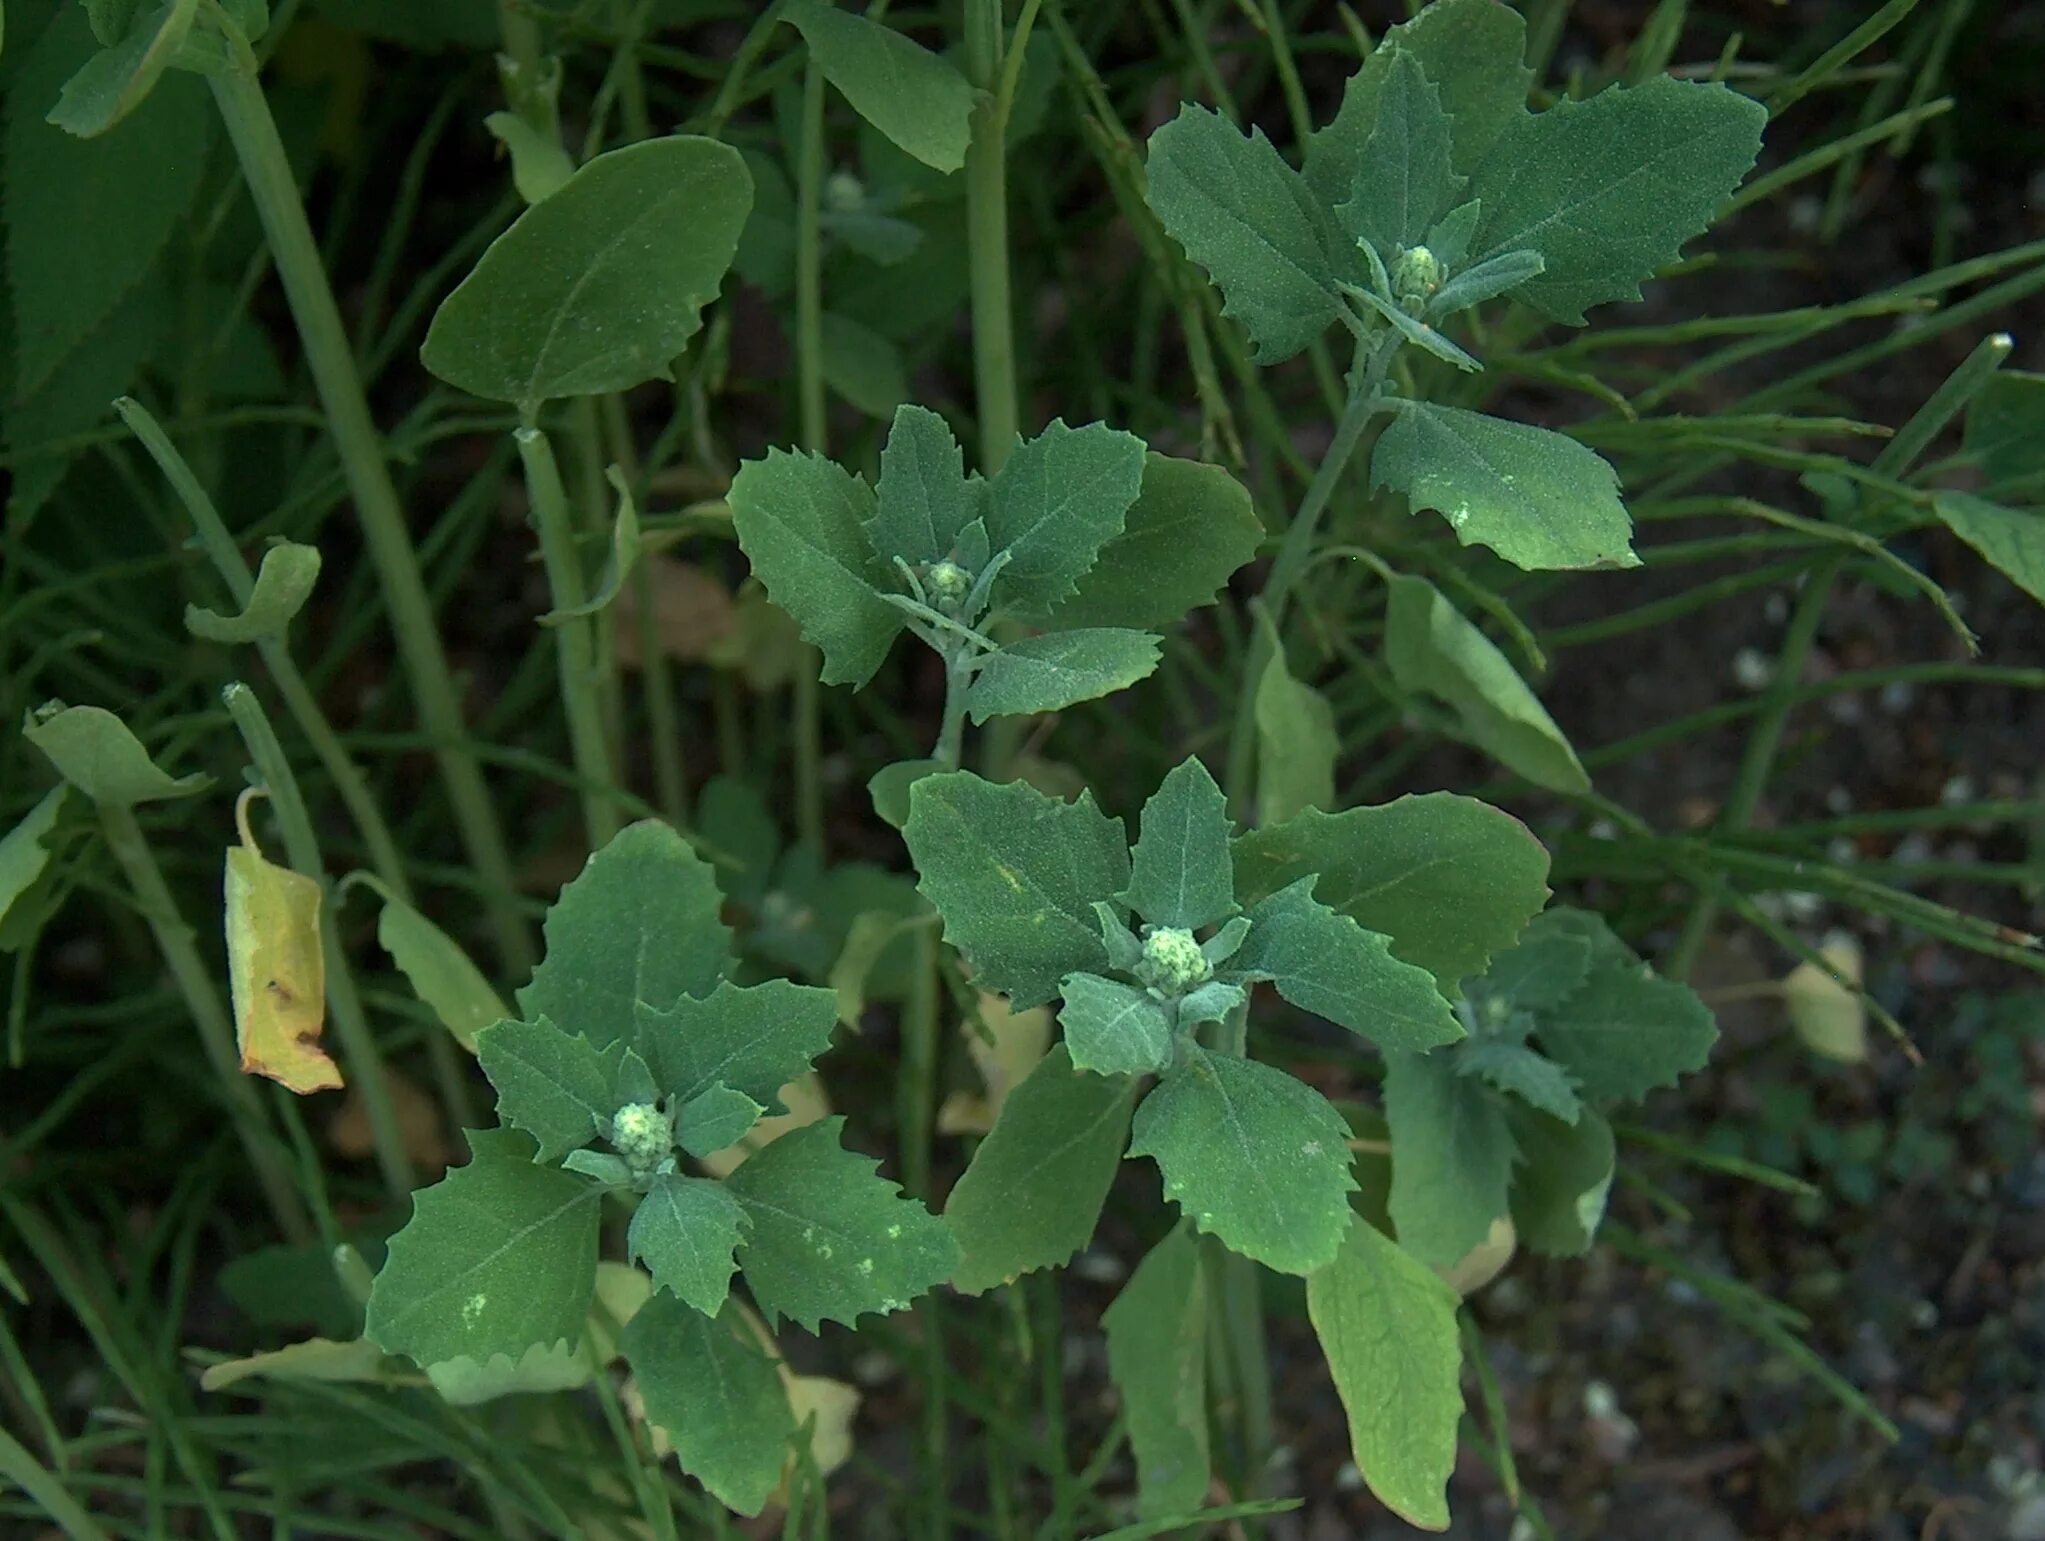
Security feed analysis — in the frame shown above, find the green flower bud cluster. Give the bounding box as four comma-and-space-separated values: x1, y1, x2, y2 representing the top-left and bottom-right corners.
607, 1100, 676, 1177
1138, 925, 1213, 996
924, 558, 974, 612
1389, 244, 1444, 315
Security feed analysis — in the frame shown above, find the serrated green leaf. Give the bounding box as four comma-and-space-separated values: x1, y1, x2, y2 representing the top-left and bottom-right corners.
726, 446, 904, 687
47, 0, 196, 137
1465, 74, 1765, 324
1145, 104, 1345, 364
627, 1174, 747, 1316
1234, 796, 1550, 992
1532, 920, 1717, 1104
783, 0, 975, 173
1306, 1215, 1463, 1531
185, 541, 321, 643
1230, 879, 1460, 1051
1933, 491, 2045, 608
1304, 0, 1531, 205
518, 819, 733, 1052
475, 1017, 613, 1162
5, 5, 209, 392
1340, 49, 1463, 254
1128, 1045, 1355, 1275
964, 628, 1161, 723
1475, 918, 1593, 1012
904, 771, 1128, 1009
870, 403, 982, 567
723, 1117, 957, 1331
22, 702, 209, 806
365, 1149, 601, 1367
1963, 371, 2045, 497
1351, 279, 1482, 371
634, 977, 837, 1111
1428, 246, 1543, 318
1047, 452, 1263, 631
676, 1085, 764, 1159
421, 136, 751, 408
368, 890, 508, 1054
1382, 1048, 1516, 1267
1057, 972, 1174, 1076
0, 787, 66, 933
1103, 1225, 1210, 1518
1372, 400, 1638, 571
1254, 626, 1338, 826
1456, 1039, 1581, 1123
947, 1044, 1138, 1294
1383, 570, 1589, 793
1122, 757, 1235, 931
1508, 1102, 1614, 1256
984, 419, 1147, 621
623, 1294, 793, 1517
424, 1339, 590, 1405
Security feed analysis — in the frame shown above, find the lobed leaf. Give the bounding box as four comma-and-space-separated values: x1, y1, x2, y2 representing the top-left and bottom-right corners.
1103, 1225, 1211, 1518
1382, 570, 1589, 793
1057, 973, 1174, 1076
726, 446, 905, 686
1121, 756, 1236, 931
626, 1174, 748, 1316
1372, 400, 1638, 571
1128, 1045, 1355, 1275
964, 629, 1162, 723
1531, 913, 1717, 1104
518, 819, 733, 1052
904, 771, 1129, 1009
983, 419, 1147, 621
1306, 1216, 1464, 1531
475, 1017, 611, 1161
1465, 74, 1766, 325
871, 403, 983, 568
722, 1118, 957, 1332
1339, 48, 1463, 254
1047, 453, 1263, 631
633, 977, 837, 1112
623, 1295, 793, 1517
1455, 1039, 1581, 1124
946, 1045, 1138, 1295
1382, 1048, 1517, 1267
1507, 1102, 1615, 1256
1233, 796, 1550, 992
1145, 104, 1346, 364
365, 1148, 601, 1368
1230, 878, 1461, 1051
1304, 0, 1532, 206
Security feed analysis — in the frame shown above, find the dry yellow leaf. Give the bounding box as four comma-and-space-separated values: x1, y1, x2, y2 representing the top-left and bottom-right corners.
225, 792, 339, 1094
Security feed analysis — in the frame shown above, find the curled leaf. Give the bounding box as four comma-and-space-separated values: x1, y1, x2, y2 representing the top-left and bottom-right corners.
225, 791, 339, 1094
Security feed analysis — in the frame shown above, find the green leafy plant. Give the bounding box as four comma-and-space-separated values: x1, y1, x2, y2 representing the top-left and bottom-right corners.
5, 0, 2043, 1536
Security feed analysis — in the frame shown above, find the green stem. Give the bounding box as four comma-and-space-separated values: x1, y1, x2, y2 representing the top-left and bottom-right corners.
1222, 356, 1388, 813
98, 803, 311, 1242
0, 1424, 112, 1541
964, 0, 1017, 467
604, 397, 689, 826
791, 54, 830, 852
207, 55, 533, 978
517, 425, 624, 848
934, 647, 973, 770
223, 684, 415, 1198
117, 399, 481, 1133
